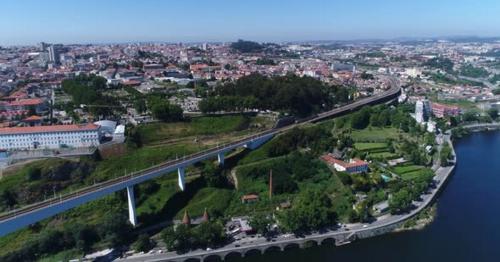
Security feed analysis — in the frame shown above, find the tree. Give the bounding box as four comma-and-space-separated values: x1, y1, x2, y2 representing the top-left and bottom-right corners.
26, 166, 42, 181
389, 189, 412, 214
249, 213, 274, 237
0, 189, 17, 210
193, 222, 226, 248
151, 101, 183, 122
134, 99, 147, 114
99, 212, 132, 247
162, 224, 194, 253
351, 106, 371, 129
230, 40, 263, 53
132, 234, 154, 252
462, 110, 479, 122
488, 108, 499, 120
440, 143, 453, 167
71, 224, 98, 252
202, 162, 226, 188
278, 188, 334, 233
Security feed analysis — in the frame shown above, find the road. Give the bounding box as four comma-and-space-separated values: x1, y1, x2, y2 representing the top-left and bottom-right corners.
120, 132, 456, 262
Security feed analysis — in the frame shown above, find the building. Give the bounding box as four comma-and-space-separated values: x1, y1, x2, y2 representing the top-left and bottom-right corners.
48, 45, 61, 65
322, 154, 369, 174
0, 123, 101, 150
415, 99, 431, 123
241, 194, 259, 203
0, 98, 46, 114
431, 102, 460, 118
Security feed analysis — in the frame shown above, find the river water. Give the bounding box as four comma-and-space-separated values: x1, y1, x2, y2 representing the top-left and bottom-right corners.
234, 131, 500, 262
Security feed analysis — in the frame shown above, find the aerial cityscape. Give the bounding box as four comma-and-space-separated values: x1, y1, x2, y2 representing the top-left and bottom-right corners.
1, 1, 500, 261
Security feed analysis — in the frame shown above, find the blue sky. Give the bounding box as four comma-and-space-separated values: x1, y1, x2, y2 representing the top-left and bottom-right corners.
0, 0, 499, 45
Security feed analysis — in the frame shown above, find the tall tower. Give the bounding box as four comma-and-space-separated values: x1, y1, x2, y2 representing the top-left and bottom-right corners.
182, 210, 191, 226
202, 208, 209, 223
48, 45, 60, 65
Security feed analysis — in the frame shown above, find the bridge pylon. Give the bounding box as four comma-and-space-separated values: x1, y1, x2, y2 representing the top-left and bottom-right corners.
217, 152, 225, 166
126, 186, 137, 226
178, 167, 186, 191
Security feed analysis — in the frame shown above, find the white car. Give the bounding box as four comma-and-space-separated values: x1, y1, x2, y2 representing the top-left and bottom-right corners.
363, 225, 368, 228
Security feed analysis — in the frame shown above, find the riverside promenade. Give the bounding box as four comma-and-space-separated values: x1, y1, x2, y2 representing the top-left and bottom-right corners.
121, 134, 457, 262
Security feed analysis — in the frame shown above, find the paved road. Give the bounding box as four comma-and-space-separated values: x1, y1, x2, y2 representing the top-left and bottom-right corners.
120, 135, 456, 262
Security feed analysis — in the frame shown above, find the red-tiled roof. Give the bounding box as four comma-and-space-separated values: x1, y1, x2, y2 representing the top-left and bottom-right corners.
23, 115, 43, 121
0, 124, 99, 135
9, 98, 44, 107
241, 194, 259, 201
322, 154, 368, 168
431, 102, 459, 110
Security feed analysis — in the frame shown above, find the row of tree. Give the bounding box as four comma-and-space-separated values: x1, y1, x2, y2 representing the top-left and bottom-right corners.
161, 222, 226, 253
199, 74, 350, 116
1, 212, 132, 262
61, 74, 122, 117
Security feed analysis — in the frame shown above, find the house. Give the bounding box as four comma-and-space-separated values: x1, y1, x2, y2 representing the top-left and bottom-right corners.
241, 194, 259, 203
431, 102, 460, 118
321, 154, 369, 174
22, 115, 43, 126
0, 123, 101, 150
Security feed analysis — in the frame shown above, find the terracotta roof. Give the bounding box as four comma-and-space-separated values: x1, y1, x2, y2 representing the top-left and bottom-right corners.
9, 98, 44, 107
431, 102, 459, 110
0, 124, 99, 135
242, 194, 259, 201
322, 154, 368, 168
23, 115, 43, 121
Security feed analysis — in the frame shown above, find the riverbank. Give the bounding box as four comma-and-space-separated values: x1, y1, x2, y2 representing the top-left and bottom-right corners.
236, 130, 500, 262
120, 134, 457, 262
395, 204, 437, 232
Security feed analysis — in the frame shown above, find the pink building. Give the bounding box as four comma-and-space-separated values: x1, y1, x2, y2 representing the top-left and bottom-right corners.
431, 102, 460, 118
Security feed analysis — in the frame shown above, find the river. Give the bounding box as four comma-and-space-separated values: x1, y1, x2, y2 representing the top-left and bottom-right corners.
233, 131, 500, 262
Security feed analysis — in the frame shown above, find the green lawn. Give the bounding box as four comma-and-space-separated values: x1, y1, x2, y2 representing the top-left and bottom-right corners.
354, 142, 388, 151
392, 164, 425, 176
138, 116, 255, 145
90, 143, 203, 182
175, 187, 234, 219
351, 127, 399, 142
136, 179, 179, 217
370, 152, 399, 159
399, 168, 433, 181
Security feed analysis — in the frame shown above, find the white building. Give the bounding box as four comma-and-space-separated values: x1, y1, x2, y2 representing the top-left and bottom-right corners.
415, 99, 431, 124
415, 100, 425, 123
0, 124, 101, 150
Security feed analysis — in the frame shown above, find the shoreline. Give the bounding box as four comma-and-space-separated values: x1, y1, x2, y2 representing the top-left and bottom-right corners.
120, 135, 457, 261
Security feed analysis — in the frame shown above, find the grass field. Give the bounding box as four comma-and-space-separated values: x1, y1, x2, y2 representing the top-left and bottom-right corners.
354, 142, 388, 151
138, 115, 269, 145
351, 127, 400, 142
392, 164, 424, 175
370, 152, 399, 159
175, 187, 234, 219
399, 170, 426, 181
90, 143, 203, 182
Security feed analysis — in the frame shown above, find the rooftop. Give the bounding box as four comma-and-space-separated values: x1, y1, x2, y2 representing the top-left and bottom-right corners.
0, 123, 100, 135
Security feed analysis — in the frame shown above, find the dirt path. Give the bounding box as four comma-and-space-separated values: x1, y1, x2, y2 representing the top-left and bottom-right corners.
230, 168, 239, 190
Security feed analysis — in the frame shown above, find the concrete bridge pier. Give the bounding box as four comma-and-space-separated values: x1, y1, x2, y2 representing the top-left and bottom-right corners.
217, 152, 225, 166
126, 186, 137, 226
178, 167, 185, 191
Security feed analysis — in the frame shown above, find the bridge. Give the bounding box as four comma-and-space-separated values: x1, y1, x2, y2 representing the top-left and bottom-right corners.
0, 84, 401, 237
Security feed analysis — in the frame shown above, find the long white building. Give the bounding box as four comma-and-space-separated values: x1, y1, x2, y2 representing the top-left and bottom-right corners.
0, 124, 101, 150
